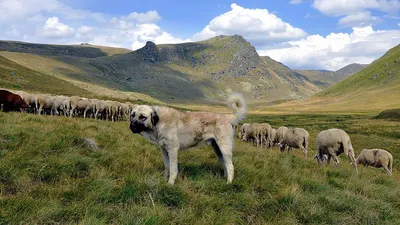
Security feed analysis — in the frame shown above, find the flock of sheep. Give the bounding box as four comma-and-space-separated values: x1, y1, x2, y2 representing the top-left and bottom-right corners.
238, 123, 394, 175
7, 90, 137, 121
0, 89, 394, 176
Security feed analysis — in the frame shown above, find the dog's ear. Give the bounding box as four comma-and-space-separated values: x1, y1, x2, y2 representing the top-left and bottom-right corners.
151, 110, 159, 126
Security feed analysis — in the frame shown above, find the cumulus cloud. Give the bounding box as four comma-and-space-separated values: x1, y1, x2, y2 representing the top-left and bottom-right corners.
0, 0, 185, 50
0, 0, 60, 24
129, 24, 190, 50
338, 11, 381, 27
40, 17, 74, 38
193, 3, 307, 45
259, 26, 400, 70
312, 0, 400, 16
123, 10, 161, 24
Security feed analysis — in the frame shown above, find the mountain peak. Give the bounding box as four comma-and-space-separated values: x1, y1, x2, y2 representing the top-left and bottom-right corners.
136, 41, 160, 62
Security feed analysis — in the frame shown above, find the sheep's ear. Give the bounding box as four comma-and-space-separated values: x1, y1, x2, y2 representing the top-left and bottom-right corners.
151, 110, 159, 126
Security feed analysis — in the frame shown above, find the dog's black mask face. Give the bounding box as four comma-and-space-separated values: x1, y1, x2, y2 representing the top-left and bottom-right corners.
129, 106, 159, 134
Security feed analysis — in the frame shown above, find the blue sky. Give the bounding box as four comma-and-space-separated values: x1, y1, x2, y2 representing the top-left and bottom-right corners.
1, 0, 400, 70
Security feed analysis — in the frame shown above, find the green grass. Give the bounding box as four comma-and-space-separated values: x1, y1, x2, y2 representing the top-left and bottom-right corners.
1, 112, 400, 224
263, 44, 400, 113
0, 55, 90, 96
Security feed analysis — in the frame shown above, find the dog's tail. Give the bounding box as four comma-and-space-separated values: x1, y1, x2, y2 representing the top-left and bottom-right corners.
227, 93, 247, 126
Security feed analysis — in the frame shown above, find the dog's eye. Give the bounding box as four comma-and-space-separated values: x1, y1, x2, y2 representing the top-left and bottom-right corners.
139, 115, 147, 121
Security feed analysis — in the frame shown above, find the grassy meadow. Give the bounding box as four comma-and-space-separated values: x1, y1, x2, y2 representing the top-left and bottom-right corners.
1, 111, 399, 224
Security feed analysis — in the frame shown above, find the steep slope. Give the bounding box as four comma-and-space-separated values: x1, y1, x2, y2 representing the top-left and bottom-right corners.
0, 55, 90, 96
263, 44, 400, 113
0, 36, 321, 104
296, 63, 367, 88
0, 48, 161, 103
89, 35, 320, 103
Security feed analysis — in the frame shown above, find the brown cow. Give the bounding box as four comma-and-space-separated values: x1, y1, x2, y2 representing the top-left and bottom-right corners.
0, 90, 30, 112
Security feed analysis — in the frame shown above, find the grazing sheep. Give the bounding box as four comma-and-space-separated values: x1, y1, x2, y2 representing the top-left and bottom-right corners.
62, 97, 71, 117
275, 126, 288, 144
255, 123, 272, 148
91, 99, 107, 120
238, 123, 250, 139
356, 149, 393, 175
70, 96, 92, 118
120, 103, 131, 121
278, 128, 309, 158
268, 128, 277, 149
36, 94, 57, 115
105, 100, 119, 121
315, 128, 358, 172
51, 96, 67, 116
69, 96, 80, 118
250, 123, 263, 148
243, 123, 258, 145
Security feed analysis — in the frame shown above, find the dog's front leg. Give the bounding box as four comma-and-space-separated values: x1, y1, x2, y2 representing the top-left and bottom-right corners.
167, 147, 179, 185
161, 148, 170, 180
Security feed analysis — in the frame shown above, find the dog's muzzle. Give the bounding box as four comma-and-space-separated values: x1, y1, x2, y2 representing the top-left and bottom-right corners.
130, 121, 147, 133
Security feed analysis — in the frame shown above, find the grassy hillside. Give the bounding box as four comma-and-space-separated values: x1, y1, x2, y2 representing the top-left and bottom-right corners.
260, 45, 400, 113
0, 36, 321, 104
1, 112, 399, 224
0, 55, 90, 96
317, 45, 400, 98
0, 51, 161, 103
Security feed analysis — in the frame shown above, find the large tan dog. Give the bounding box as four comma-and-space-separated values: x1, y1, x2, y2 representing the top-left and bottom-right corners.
130, 93, 247, 185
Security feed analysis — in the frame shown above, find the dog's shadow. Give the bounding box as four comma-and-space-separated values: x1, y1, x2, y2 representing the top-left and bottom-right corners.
179, 161, 224, 180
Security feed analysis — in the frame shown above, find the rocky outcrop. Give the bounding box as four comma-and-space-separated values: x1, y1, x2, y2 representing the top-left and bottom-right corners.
136, 35, 261, 81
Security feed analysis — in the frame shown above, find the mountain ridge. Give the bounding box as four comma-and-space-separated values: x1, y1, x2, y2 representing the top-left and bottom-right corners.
0, 36, 363, 104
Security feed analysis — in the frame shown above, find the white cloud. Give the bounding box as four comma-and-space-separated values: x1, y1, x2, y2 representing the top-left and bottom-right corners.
129, 24, 190, 50
0, 0, 60, 24
289, 0, 303, 4
193, 3, 307, 45
0, 0, 185, 50
40, 17, 74, 38
77, 26, 93, 34
75, 26, 94, 42
312, 0, 400, 16
124, 10, 161, 24
338, 11, 381, 27
0, 0, 106, 24
259, 26, 400, 70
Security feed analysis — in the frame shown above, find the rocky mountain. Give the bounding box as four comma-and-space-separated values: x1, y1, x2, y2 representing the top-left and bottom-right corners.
0, 36, 323, 103
87, 35, 320, 103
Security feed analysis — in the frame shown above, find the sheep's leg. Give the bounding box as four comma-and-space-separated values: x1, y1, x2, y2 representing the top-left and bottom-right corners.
332, 154, 339, 168
327, 155, 331, 165
299, 142, 307, 159
383, 165, 392, 175
70, 107, 75, 118
255, 136, 260, 148
348, 154, 358, 173
316, 153, 324, 166
263, 136, 268, 148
